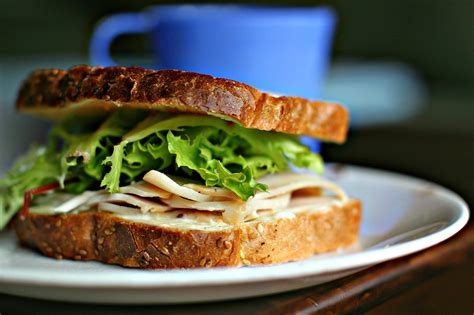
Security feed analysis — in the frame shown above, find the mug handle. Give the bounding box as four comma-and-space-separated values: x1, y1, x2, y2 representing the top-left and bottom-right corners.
89, 13, 154, 66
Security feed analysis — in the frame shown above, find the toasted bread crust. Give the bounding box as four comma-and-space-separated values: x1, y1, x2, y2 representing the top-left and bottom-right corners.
14, 200, 361, 268
16, 66, 349, 143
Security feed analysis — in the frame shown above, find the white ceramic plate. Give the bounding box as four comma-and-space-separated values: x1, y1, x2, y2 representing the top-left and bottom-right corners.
0, 165, 469, 304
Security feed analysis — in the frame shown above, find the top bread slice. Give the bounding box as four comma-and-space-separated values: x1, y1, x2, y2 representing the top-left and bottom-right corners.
16, 65, 349, 143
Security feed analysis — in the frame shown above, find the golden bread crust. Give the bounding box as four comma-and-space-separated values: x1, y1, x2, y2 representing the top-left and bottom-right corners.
14, 199, 361, 268
16, 66, 349, 143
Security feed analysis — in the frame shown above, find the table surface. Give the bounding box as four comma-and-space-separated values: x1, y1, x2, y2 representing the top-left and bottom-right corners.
1, 91, 473, 314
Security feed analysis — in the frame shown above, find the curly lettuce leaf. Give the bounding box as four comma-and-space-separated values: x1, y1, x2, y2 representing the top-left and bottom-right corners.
1, 111, 324, 229
101, 114, 323, 200
59, 110, 147, 182
166, 128, 266, 200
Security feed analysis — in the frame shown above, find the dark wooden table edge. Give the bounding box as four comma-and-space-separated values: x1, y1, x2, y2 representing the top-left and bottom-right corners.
267, 220, 474, 314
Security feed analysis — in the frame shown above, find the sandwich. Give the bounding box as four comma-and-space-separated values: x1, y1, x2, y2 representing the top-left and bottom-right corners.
0, 65, 361, 268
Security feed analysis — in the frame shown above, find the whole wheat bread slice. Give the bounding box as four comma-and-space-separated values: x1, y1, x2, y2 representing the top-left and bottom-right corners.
16, 66, 349, 143
14, 199, 361, 268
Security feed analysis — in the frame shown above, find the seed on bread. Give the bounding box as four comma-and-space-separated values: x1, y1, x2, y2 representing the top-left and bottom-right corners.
97, 236, 105, 245
257, 223, 265, 235
158, 247, 170, 256
142, 251, 151, 261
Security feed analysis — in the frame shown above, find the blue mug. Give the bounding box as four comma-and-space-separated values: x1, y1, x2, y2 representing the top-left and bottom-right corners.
90, 5, 336, 99
90, 5, 336, 152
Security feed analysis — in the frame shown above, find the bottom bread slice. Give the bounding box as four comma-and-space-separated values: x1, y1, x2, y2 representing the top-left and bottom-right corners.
14, 199, 361, 268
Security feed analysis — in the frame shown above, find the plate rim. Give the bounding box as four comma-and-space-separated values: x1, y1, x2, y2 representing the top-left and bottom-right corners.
0, 165, 469, 288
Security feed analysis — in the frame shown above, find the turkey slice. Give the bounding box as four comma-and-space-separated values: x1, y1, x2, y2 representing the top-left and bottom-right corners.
286, 196, 344, 213
161, 195, 246, 223
98, 202, 141, 215
96, 193, 170, 213
120, 181, 171, 199
53, 191, 104, 213
183, 183, 239, 200
161, 195, 240, 212
143, 170, 212, 202
254, 172, 347, 201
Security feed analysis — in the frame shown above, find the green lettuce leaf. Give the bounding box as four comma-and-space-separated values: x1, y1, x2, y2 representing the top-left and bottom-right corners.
100, 114, 323, 200
166, 128, 266, 200
0, 144, 62, 229
59, 110, 147, 182
1, 111, 325, 229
